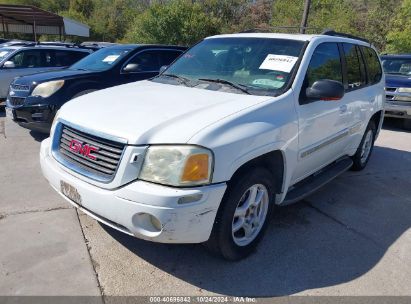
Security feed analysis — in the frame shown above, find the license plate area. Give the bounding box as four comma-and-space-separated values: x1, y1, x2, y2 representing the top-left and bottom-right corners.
60, 180, 82, 206
5, 107, 15, 120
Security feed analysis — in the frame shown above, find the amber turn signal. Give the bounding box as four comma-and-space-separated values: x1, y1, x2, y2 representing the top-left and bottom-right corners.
181, 154, 210, 183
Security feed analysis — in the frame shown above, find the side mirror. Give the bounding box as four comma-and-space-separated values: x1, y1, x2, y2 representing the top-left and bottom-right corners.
306, 79, 344, 101
123, 63, 139, 73
3, 61, 15, 69
159, 65, 168, 74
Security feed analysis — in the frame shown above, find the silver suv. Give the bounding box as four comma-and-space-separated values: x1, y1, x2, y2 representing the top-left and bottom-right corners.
0, 44, 91, 102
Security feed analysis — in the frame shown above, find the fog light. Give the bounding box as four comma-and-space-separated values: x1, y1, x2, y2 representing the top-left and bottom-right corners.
131, 213, 162, 237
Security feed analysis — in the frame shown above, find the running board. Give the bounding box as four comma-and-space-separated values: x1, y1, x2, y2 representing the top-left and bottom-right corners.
282, 157, 353, 205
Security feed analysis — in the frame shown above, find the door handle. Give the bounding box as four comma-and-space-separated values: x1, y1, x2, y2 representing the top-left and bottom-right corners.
339, 105, 348, 114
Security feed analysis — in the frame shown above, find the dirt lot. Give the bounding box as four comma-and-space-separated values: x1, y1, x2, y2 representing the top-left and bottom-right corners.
1, 111, 410, 298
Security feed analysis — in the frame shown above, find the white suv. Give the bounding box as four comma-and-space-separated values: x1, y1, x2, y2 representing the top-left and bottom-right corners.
40, 31, 385, 260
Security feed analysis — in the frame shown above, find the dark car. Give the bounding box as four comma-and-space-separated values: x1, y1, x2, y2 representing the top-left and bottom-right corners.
381, 54, 411, 130
5, 44, 187, 133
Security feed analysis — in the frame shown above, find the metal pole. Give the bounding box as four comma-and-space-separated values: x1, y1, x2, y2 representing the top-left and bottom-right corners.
300, 0, 311, 34
32, 17, 37, 42
1, 16, 5, 38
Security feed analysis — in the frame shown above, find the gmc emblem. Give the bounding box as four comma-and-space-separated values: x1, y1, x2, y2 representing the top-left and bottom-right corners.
69, 139, 99, 160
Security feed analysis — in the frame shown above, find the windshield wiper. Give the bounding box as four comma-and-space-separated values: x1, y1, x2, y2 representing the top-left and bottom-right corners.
158, 73, 192, 86
197, 78, 250, 94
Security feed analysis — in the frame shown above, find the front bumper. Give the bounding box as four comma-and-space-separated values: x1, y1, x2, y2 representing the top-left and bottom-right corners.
40, 138, 227, 243
6, 95, 55, 133
384, 101, 411, 119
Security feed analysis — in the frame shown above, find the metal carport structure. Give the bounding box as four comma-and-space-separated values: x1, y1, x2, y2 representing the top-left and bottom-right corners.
0, 4, 90, 41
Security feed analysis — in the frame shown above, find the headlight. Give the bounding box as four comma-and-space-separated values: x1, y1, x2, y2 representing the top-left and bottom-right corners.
139, 145, 213, 186
398, 87, 411, 93
31, 80, 65, 98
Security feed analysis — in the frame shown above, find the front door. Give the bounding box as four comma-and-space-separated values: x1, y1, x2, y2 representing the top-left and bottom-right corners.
292, 42, 353, 183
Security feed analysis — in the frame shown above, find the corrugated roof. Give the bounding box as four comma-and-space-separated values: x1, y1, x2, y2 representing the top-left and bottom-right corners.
0, 4, 89, 37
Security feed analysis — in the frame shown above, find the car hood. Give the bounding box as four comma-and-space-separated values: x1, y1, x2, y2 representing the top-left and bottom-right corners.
13, 68, 96, 85
58, 80, 271, 145
385, 74, 411, 88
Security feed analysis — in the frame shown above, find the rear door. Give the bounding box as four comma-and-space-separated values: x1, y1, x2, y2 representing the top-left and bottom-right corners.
340, 43, 373, 152
292, 42, 353, 183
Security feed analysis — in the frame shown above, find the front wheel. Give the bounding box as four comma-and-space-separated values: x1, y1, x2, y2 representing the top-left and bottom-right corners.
205, 168, 275, 260
351, 121, 376, 171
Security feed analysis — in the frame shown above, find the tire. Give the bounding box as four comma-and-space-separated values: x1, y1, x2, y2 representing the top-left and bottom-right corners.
403, 119, 411, 131
351, 121, 376, 171
205, 167, 275, 260
72, 89, 97, 100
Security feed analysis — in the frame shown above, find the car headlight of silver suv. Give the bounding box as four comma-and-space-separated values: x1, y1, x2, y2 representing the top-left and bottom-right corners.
31, 80, 65, 98
139, 145, 213, 186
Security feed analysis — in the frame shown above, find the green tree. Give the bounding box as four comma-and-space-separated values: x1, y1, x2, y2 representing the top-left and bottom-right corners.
386, 0, 411, 53
125, 0, 221, 45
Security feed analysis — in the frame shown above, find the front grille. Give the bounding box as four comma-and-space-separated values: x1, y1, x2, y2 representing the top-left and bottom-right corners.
58, 125, 125, 181
9, 97, 25, 106
385, 87, 411, 102
11, 84, 30, 91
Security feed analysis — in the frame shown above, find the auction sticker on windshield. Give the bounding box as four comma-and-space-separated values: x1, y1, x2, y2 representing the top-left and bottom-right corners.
102, 55, 120, 63
259, 54, 298, 73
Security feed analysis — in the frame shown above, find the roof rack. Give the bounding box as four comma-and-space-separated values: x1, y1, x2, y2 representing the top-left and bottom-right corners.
240, 26, 322, 34
239, 27, 370, 43
320, 29, 370, 43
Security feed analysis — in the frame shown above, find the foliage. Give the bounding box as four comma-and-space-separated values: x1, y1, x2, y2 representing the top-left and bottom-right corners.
385, 0, 411, 53
125, 0, 221, 46
0, 0, 410, 52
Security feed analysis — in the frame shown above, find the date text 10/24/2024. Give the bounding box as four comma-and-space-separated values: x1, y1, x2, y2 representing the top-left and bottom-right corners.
149, 297, 257, 303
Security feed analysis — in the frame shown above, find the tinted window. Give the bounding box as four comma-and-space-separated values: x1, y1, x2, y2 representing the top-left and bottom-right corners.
305, 42, 343, 87
127, 50, 161, 72
8, 50, 47, 68
159, 50, 183, 66
54, 50, 88, 67
343, 43, 366, 89
362, 47, 383, 83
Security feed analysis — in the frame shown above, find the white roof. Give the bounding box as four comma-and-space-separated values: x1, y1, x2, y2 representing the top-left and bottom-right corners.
207, 32, 371, 47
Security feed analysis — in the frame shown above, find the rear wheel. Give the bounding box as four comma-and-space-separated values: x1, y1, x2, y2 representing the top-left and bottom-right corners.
351, 121, 376, 171
206, 168, 275, 260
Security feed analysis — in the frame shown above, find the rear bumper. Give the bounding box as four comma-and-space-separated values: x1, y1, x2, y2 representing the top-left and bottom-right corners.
384, 102, 411, 119
40, 138, 227, 243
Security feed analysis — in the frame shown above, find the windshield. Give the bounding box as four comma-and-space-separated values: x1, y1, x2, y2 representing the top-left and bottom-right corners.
382, 58, 411, 76
0, 49, 13, 62
154, 37, 304, 96
70, 47, 132, 71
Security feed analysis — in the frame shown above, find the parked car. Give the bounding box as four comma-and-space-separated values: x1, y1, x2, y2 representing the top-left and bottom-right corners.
40, 31, 384, 260
0, 43, 93, 102
5, 44, 187, 133
381, 54, 411, 130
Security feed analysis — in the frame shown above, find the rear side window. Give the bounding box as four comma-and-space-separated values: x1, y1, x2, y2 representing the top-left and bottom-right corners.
159, 50, 183, 67
343, 43, 367, 90
361, 47, 382, 84
305, 42, 343, 87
